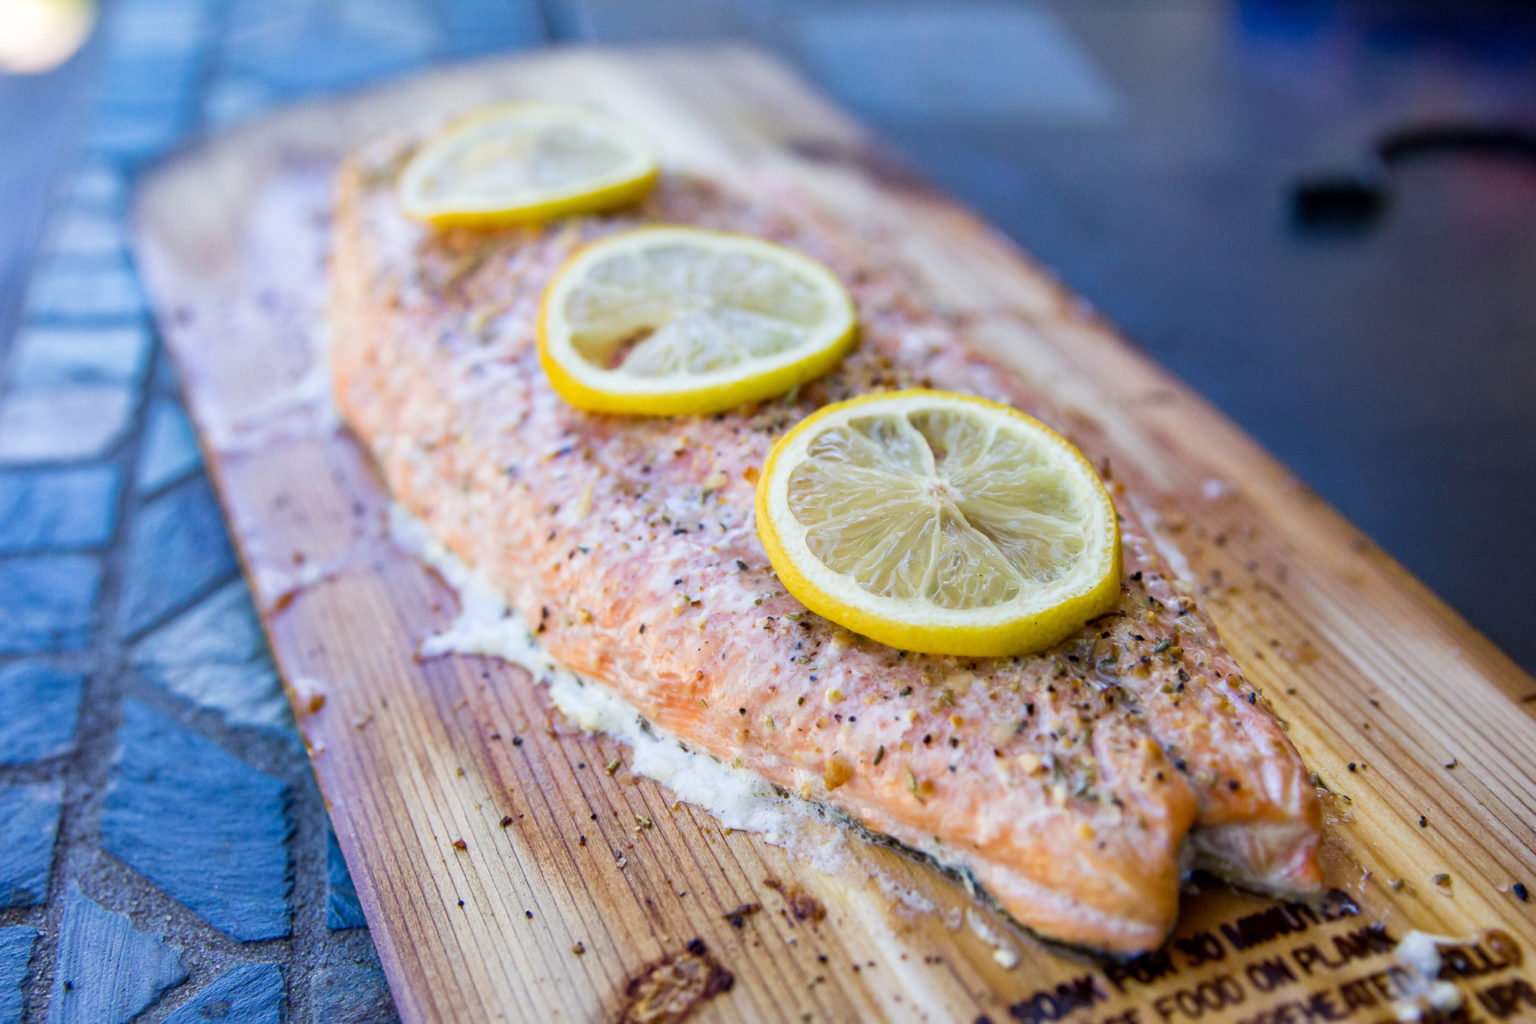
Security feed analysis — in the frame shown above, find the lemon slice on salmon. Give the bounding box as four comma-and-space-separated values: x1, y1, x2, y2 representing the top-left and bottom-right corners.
538, 227, 857, 416
757, 390, 1122, 657
398, 103, 659, 226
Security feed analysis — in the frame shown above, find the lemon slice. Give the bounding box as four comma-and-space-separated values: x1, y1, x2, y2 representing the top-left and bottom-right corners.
756, 390, 1122, 657
398, 103, 659, 226
538, 227, 857, 416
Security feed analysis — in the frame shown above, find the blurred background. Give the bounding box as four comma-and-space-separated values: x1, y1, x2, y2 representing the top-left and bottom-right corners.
5, 0, 1535, 668
0, 1, 1532, 1021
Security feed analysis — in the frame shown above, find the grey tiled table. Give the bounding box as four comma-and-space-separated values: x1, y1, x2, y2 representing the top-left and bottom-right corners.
3, 2, 1535, 1022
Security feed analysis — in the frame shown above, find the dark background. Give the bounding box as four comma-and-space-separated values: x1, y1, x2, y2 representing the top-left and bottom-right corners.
6, 0, 1535, 671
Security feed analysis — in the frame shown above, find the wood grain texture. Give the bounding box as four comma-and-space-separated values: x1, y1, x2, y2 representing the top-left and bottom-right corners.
132, 48, 1536, 1024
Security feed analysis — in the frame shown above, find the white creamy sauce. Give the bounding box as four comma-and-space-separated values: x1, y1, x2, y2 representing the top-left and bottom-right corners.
386, 503, 980, 922
1395, 930, 1448, 978
252, 553, 346, 614
1391, 930, 1466, 1020
1427, 982, 1462, 1012
388, 504, 855, 863
870, 871, 939, 919
967, 908, 1020, 969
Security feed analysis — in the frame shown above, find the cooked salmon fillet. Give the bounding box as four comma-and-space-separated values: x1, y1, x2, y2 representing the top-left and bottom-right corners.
330, 135, 1321, 954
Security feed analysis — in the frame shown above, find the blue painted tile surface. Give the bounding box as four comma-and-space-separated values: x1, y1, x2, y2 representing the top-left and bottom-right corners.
0, 783, 64, 909
0, 662, 85, 765
336, 0, 441, 52
0, 466, 121, 553
136, 399, 201, 494
112, 0, 211, 17
8, 325, 151, 387
117, 477, 237, 637
311, 958, 399, 1024
795, 6, 1119, 124
0, 385, 135, 462
226, 29, 435, 97
152, 349, 181, 391
164, 963, 284, 1024
201, 76, 277, 129
87, 108, 189, 164
110, 0, 215, 25
444, 0, 544, 55
23, 262, 146, 320
102, 701, 293, 941
48, 885, 187, 1024
65, 163, 126, 210
103, 2, 211, 57
95, 53, 203, 109
326, 827, 367, 930
132, 581, 291, 732
42, 209, 130, 262
0, 927, 38, 1024
221, 0, 309, 53
0, 556, 100, 653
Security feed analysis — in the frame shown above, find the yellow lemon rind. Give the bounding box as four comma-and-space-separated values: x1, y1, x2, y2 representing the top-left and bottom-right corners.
412, 169, 659, 229
538, 227, 858, 417
755, 390, 1122, 658
398, 102, 660, 227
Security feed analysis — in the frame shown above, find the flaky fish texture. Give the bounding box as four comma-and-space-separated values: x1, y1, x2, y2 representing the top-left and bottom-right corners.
330, 135, 1322, 956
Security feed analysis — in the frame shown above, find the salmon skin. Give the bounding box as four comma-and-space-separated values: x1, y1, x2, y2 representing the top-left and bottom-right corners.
330, 136, 1322, 956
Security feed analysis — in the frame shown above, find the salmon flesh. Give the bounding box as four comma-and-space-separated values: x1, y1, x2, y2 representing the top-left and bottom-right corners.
330, 138, 1323, 956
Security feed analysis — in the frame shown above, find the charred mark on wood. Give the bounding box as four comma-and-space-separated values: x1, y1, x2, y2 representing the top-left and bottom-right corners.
764, 877, 827, 922
618, 938, 734, 1024
721, 902, 761, 928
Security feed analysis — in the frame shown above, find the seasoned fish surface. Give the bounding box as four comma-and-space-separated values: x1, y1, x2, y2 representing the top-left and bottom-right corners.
330, 141, 1320, 955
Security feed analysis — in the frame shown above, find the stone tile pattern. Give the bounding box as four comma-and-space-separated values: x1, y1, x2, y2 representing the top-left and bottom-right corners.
0, 785, 63, 910
135, 398, 200, 495
0, 468, 121, 554
0, 383, 135, 463
47, 886, 187, 1024
131, 580, 293, 732
0, 928, 38, 1024
116, 477, 237, 637
326, 827, 368, 931
6, 325, 149, 390
102, 702, 293, 941
162, 963, 284, 1024
0, 663, 84, 766
0, 0, 548, 1019
312, 960, 401, 1024
0, 558, 101, 655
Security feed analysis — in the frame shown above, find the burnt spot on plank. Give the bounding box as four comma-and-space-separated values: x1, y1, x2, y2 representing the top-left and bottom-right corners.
763, 877, 826, 922
721, 903, 760, 928
618, 938, 734, 1024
